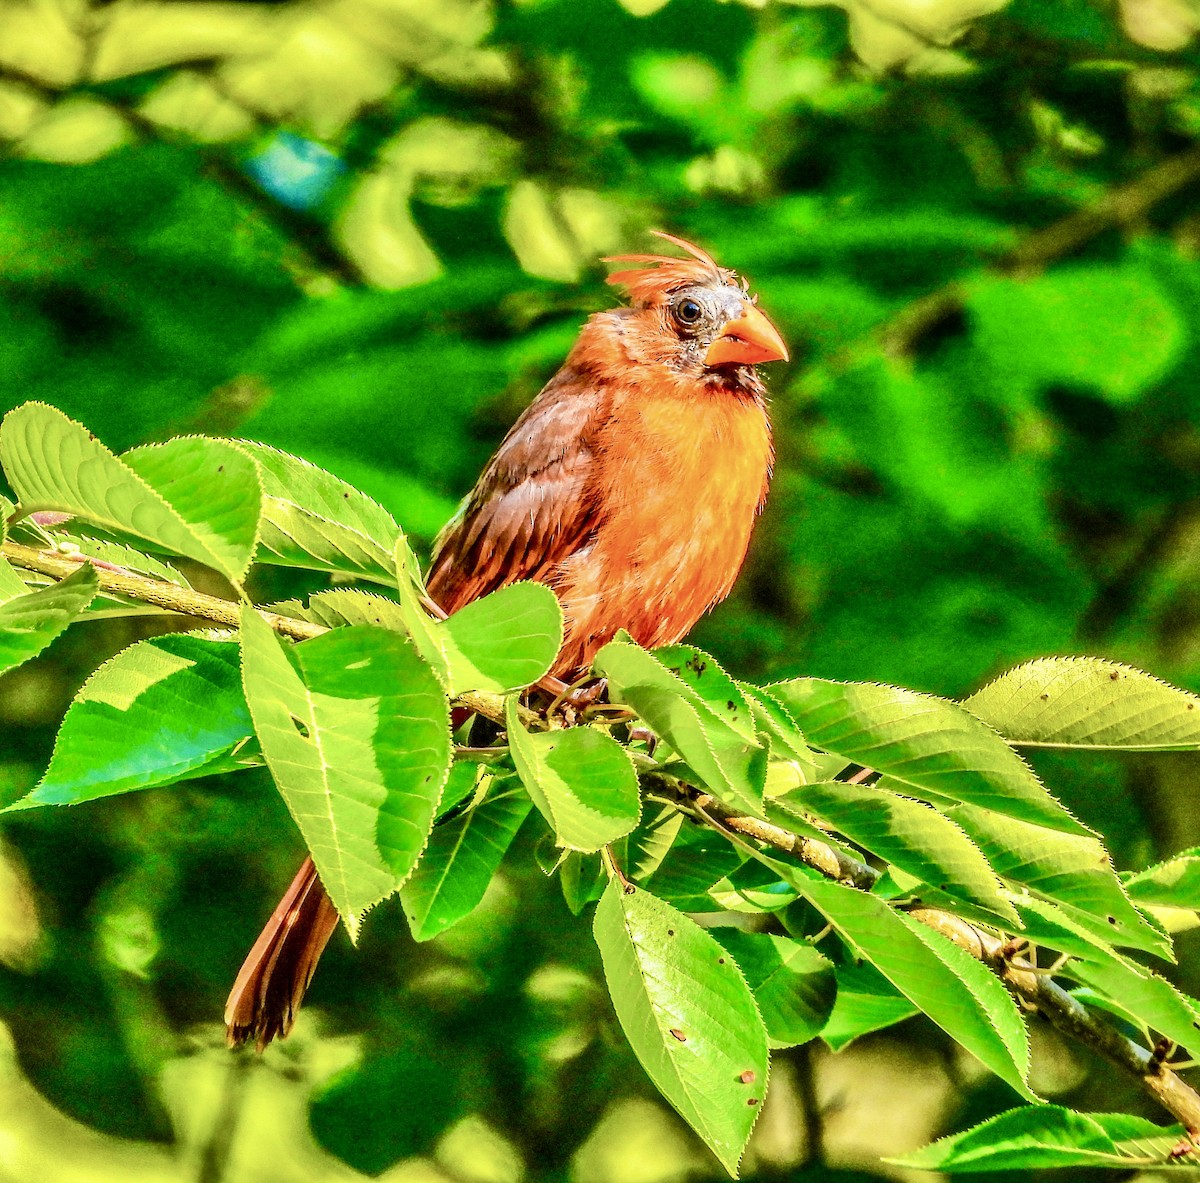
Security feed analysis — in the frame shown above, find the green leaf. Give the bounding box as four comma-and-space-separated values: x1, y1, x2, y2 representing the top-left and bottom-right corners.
394, 540, 563, 695
712, 930, 836, 1048
1012, 896, 1120, 963
436, 582, 563, 693
964, 657, 1200, 750
622, 805, 685, 881
121, 438, 261, 581
892, 1105, 1186, 1172
968, 265, 1186, 404
777, 781, 1015, 923
1125, 848, 1200, 909
0, 564, 97, 677
228, 440, 399, 583
1064, 954, 1200, 1053
642, 825, 746, 912
593, 881, 769, 1176
792, 873, 1033, 1099
400, 774, 530, 942
18, 634, 250, 807
947, 804, 1171, 960
505, 698, 639, 851
560, 851, 607, 915
821, 961, 919, 1052
739, 683, 818, 773
0, 404, 261, 583
54, 536, 193, 589
655, 645, 758, 743
0, 555, 29, 603
306, 588, 408, 630
769, 678, 1085, 834
595, 640, 767, 816
240, 607, 451, 936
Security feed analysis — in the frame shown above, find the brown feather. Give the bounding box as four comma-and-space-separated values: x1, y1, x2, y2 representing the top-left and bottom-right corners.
225, 856, 339, 1049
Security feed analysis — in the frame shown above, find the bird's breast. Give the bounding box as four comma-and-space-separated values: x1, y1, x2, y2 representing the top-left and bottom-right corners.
551, 385, 772, 675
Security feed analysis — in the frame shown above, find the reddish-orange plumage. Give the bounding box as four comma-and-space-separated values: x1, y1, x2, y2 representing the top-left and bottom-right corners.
225, 232, 789, 1048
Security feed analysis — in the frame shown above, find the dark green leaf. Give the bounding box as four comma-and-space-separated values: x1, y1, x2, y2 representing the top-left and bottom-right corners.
712, 930, 836, 1048
401, 774, 530, 942
595, 639, 767, 816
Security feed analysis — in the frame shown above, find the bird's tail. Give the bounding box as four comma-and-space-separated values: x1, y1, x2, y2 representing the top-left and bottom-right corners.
224, 855, 340, 1051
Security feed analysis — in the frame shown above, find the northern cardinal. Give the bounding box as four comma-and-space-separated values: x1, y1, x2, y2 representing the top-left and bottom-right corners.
225, 232, 789, 1048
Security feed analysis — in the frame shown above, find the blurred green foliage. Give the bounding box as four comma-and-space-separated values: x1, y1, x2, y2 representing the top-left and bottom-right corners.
3, 0, 1200, 1178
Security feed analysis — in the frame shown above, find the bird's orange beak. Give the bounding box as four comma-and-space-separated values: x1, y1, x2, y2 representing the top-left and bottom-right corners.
705, 303, 790, 368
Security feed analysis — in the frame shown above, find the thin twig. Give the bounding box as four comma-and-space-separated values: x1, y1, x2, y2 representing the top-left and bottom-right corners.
878, 142, 1200, 359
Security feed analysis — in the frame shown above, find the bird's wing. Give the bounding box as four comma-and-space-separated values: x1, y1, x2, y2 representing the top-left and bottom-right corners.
426, 368, 604, 614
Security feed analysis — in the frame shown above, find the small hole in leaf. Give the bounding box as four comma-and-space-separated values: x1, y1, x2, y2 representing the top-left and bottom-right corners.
1110, 670, 1120, 680
1107, 915, 1117, 925
669, 1028, 686, 1042
717, 957, 726, 965
217, 464, 224, 473
747, 1098, 759, 1107
667, 929, 675, 936
1039, 693, 1049, 701
739, 1070, 755, 1084
290, 715, 311, 739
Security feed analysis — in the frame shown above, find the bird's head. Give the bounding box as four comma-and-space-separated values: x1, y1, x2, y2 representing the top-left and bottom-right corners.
601, 231, 789, 389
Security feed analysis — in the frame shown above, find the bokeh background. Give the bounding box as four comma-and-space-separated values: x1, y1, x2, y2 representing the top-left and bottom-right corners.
2, 0, 1200, 1178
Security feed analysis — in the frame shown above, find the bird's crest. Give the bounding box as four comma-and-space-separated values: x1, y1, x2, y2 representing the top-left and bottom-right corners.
604, 230, 739, 304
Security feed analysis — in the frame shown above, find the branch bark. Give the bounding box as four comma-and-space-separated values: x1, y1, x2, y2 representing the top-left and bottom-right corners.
0, 539, 516, 726
8, 536, 1200, 1135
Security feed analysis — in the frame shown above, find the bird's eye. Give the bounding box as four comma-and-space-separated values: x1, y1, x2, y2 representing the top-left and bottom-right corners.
674, 297, 703, 326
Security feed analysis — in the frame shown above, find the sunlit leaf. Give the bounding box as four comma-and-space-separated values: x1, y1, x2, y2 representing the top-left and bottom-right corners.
770, 678, 1085, 834
947, 804, 1171, 960
786, 869, 1033, 1099
1125, 848, 1200, 910
892, 1106, 1185, 1172
0, 563, 97, 677
18, 634, 250, 808
964, 657, 1200, 750
595, 639, 767, 816
229, 440, 399, 583
395, 539, 563, 695
0, 404, 260, 582
593, 881, 769, 1176
1064, 953, 1200, 1053
777, 780, 1016, 922
240, 607, 451, 936
505, 698, 639, 851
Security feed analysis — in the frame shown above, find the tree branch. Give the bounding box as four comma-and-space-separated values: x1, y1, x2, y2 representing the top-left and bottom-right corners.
878, 142, 1200, 359
0, 539, 517, 726
668, 783, 1200, 1137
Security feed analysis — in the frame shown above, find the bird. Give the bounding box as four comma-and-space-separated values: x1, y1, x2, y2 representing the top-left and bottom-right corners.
225, 231, 789, 1049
